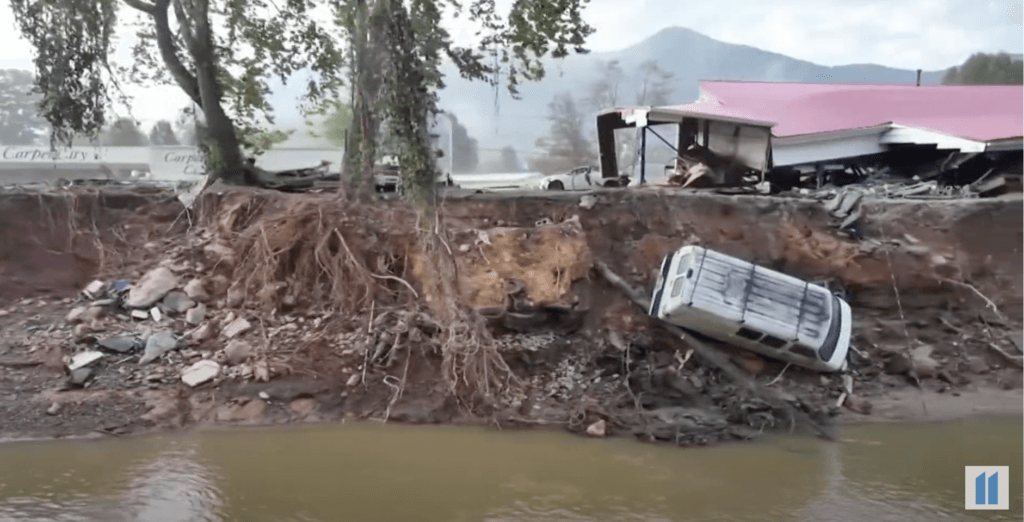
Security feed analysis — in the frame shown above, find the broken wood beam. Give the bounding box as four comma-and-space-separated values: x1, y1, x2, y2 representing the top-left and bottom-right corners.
593, 261, 838, 441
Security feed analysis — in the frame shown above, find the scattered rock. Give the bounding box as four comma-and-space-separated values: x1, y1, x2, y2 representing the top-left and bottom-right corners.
203, 242, 238, 270
910, 345, 940, 378
162, 291, 196, 314
586, 419, 607, 437
258, 391, 270, 401
65, 306, 88, 324
83, 280, 106, 299
185, 303, 207, 326
139, 330, 178, 365
843, 394, 873, 415
346, 373, 361, 387
883, 353, 913, 375
46, 403, 61, 415
190, 323, 214, 342
131, 310, 150, 320
125, 267, 180, 308
965, 356, 990, 374
579, 195, 597, 209
224, 340, 253, 366
67, 351, 104, 371
68, 367, 94, 387
216, 399, 265, 422
206, 275, 230, 297
182, 360, 221, 387
226, 282, 245, 308
150, 307, 163, 322
222, 317, 252, 339
98, 335, 140, 354
183, 279, 210, 302
289, 398, 317, 416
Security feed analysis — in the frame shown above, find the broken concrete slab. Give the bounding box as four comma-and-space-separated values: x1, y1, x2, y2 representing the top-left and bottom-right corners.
185, 303, 207, 326
224, 340, 253, 366
67, 351, 104, 371
183, 279, 209, 302
98, 335, 140, 354
83, 280, 106, 299
131, 309, 149, 320
182, 360, 221, 387
222, 317, 252, 339
139, 330, 178, 365
125, 267, 180, 308
65, 306, 88, 324
68, 367, 94, 388
162, 291, 196, 314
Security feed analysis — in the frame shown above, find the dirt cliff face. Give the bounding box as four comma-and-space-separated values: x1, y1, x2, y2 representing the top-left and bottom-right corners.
0, 187, 1020, 446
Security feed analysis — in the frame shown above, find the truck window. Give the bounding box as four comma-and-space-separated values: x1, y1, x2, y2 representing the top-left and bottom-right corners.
759, 335, 787, 349
671, 277, 685, 297
736, 327, 763, 341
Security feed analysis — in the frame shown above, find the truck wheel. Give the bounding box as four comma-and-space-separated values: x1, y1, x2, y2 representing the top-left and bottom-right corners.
547, 180, 564, 190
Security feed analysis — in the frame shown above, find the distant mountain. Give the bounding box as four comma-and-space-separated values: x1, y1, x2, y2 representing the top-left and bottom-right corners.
276, 27, 946, 161
433, 27, 944, 160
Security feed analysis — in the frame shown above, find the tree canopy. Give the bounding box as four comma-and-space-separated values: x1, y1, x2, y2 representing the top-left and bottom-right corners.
530, 92, 596, 174
12, 0, 595, 189
942, 52, 1023, 85
0, 68, 50, 145
101, 117, 149, 146
149, 119, 180, 145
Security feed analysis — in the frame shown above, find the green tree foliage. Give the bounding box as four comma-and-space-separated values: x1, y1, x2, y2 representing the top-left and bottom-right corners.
9, 0, 345, 184
149, 119, 180, 145
500, 146, 520, 172
447, 113, 479, 174
308, 100, 353, 149
338, 0, 595, 201
101, 117, 149, 146
531, 92, 596, 174
0, 69, 50, 145
942, 53, 1024, 85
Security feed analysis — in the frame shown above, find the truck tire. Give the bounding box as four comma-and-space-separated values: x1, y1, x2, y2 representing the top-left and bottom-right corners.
547, 180, 564, 190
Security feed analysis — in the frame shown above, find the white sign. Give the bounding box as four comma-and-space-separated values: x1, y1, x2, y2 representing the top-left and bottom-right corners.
1, 146, 103, 163
149, 146, 207, 179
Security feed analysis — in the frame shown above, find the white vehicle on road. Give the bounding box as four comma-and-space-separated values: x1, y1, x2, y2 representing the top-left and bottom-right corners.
537, 166, 630, 191
650, 245, 852, 373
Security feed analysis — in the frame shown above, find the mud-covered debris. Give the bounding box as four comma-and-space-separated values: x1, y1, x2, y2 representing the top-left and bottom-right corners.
190, 323, 214, 342
224, 340, 253, 366
83, 280, 106, 299
162, 291, 196, 314
182, 360, 220, 387
883, 352, 913, 375
65, 306, 88, 324
125, 267, 179, 308
98, 335, 139, 354
68, 367, 94, 387
579, 195, 597, 209
226, 283, 245, 308
586, 419, 606, 437
204, 242, 238, 270
843, 394, 872, 415
140, 330, 178, 364
965, 355, 989, 374
183, 279, 209, 302
67, 351, 104, 371
910, 345, 940, 378
46, 403, 61, 415
222, 317, 252, 339
186, 304, 206, 325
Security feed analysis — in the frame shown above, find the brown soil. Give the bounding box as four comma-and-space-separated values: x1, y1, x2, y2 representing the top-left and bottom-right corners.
0, 186, 1020, 447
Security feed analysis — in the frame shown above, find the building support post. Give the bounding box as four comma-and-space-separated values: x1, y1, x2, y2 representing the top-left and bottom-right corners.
640, 126, 648, 185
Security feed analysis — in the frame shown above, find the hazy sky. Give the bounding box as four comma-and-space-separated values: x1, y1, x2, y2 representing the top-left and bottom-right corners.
0, 0, 1021, 133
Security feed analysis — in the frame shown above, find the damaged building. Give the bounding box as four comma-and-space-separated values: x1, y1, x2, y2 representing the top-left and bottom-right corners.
597, 81, 1023, 196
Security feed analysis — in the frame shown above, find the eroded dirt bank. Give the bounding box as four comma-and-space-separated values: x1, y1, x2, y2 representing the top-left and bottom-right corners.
0, 187, 1020, 445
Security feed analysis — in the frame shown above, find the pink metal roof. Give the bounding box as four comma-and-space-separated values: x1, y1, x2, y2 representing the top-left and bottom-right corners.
665, 81, 1024, 142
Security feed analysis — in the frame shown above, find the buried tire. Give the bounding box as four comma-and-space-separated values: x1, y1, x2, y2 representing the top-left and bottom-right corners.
547, 180, 564, 190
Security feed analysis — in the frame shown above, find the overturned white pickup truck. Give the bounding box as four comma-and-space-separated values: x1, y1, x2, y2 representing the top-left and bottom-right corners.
649, 246, 851, 372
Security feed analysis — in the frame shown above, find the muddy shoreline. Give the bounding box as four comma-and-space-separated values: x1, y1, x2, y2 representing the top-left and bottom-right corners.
0, 186, 1020, 446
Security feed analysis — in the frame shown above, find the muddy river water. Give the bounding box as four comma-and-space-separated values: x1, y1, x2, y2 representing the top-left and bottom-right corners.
0, 417, 1020, 522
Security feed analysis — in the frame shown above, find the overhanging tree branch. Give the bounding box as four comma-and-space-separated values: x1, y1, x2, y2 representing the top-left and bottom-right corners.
147, 0, 203, 107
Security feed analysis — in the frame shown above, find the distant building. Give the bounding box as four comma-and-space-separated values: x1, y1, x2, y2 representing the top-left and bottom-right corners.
597, 81, 1023, 181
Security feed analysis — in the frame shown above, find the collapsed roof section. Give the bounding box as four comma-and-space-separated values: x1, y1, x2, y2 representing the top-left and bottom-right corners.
597, 81, 1024, 179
